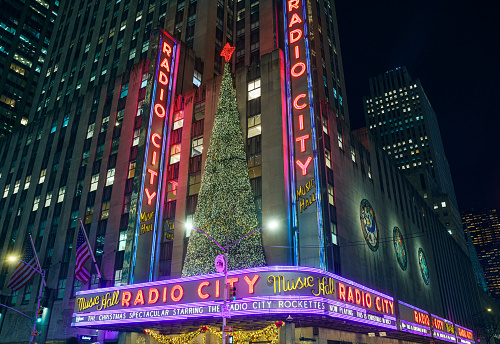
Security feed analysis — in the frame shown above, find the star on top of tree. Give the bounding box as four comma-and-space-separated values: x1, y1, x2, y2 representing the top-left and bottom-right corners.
220, 43, 236, 62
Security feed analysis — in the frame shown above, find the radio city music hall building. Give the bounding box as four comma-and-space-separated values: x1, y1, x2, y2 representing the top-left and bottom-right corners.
0, 0, 484, 343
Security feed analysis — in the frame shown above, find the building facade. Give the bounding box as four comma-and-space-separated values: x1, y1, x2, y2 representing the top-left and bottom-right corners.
0, 1, 483, 343
0, 0, 58, 137
363, 67, 464, 249
462, 208, 500, 299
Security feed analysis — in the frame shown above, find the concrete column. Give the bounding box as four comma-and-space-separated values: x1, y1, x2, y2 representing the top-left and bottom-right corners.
279, 321, 295, 344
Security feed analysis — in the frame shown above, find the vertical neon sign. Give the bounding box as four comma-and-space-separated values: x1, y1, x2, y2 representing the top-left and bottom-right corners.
283, 0, 325, 269
131, 31, 179, 283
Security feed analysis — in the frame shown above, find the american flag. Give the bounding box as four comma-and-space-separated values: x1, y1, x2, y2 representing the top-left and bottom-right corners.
75, 223, 91, 283
7, 240, 38, 291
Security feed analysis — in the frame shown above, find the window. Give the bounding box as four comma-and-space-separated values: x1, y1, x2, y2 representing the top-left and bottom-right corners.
322, 116, 328, 134
248, 79, 261, 100
141, 72, 148, 88
132, 129, 140, 146
188, 174, 202, 195
101, 116, 109, 132
441, 201, 446, 208
85, 205, 94, 224
247, 114, 261, 138
328, 184, 335, 206
114, 269, 122, 287
170, 144, 181, 164
118, 231, 127, 251
101, 201, 110, 219
57, 279, 66, 299
3, 185, 9, 198
13, 180, 20, 194
337, 131, 343, 150
39, 169, 47, 184
331, 222, 337, 245
191, 136, 203, 157
167, 180, 178, 201
136, 100, 144, 117
120, 83, 128, 98
116, 109, 125, 125
106, 168, 115, 186
173, 111, 183, 130
44, 192, 52, 207
87, 123, 95, 139
58, 186, 65, 202
128, 161, 136, 179
193, 70, 202, 87
123, 194, 131, 214
351, 146, 356, 163
194, 103, 205, 121
129, 47, 136, 60
33, 196, 40, 211
90, 174, 99, 191
24, 175, 31, 189
325, 149, 331, 169
62, 114, 69, 127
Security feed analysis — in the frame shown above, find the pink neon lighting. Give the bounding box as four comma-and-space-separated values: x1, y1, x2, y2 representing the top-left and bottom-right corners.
293, 94, 307, 110
295, 135, 310, 152
296, 157, 312, 175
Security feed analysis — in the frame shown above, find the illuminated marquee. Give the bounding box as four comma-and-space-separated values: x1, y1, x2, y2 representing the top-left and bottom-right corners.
398, 301, 432, 337
132, 30, 179, 283
283, 0, 324, 267
431, 314, 457, 343
72, 266, 396, 329
455, 324, 474, 344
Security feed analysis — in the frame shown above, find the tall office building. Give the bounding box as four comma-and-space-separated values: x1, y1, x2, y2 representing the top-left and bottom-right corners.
0, 1, 481, 343
363, 67, 464, 249
0, 0, 58, 137
462, 208, 500, 298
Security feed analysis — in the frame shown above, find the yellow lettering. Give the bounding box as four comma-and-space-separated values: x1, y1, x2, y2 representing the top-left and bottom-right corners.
76, 296, 100, 312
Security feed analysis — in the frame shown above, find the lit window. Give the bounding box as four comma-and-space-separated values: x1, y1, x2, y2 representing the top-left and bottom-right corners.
141, 73, 148, 88
328, 184, 335, 206
167, 180, 178, 201
128, 161, 136, 179
114, 270, 122, 287
116, 109, 125, 125
193, 70, 202, 87
188, 173, 202, 195
58, 186, 65, 202
13, 180, 20, 194
322, 116, 328, 134
3, 185, 9, 198
337, 131, 343, 150
433, 203, 438, 210
194, 103, 205, 121
191, 136, 203, 157
142, 40, 149, 53
101, 116, 109, 132
106, 168, 115, 186
325, 149, 331, 169
248, 79, 261, 100
173, 111, 183, 130
351, 146, 356, 163
120, 21, 127, 31
87, 123, 95, 139
170, 144, 181, 164
85, 206, 93, 224
101, 201, 110, 219
24, 176, 31, 189
120, 83, 128, 98
90, 174, 99, 192
248, 114, 261, 138
132, 129, 140, 146
45, 192, 52, 207
62, 114, 69, 127
39, 169, 46, 184
33, 196, 40, 211
118, 231, 127, 251
123, 194, 131, 214
129, 47, 136, 60
441, 201, 446, 208
331, 222, 337, 245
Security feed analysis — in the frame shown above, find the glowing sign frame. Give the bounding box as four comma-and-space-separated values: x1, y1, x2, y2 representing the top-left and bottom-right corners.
131, 30, 180, 283
398, 301, 432, 337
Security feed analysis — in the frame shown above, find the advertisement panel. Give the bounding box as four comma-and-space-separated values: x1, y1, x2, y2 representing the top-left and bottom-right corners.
72, 266, 396, 329
431, 313, 457, 343
455, 324, 474, 344
398, 301, 432, 337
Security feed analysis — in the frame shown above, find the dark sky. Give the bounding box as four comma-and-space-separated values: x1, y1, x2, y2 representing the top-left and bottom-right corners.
335, 0, 500, 211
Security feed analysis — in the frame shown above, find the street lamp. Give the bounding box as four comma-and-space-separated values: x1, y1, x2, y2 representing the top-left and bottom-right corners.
7, 256, 45, 344
184, 221, 278, 344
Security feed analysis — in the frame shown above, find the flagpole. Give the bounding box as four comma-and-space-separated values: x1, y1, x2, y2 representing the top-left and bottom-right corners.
79, 219, 102, 279
28, 234, 46, 287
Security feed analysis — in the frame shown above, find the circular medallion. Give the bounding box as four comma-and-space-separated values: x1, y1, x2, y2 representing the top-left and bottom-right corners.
359, 199, 379, 251
418, 248, 430, 285
215, 254, 225, 273
393, 226, 407, 270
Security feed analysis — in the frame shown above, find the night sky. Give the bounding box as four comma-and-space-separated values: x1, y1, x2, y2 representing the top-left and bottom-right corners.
335, 0, 500, 211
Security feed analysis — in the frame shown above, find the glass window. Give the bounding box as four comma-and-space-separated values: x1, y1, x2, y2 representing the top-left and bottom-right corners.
120, 83, 128, 98
141, 73, 148, 88
337, 131, 343, 150
39, 169, 46, 184
331, 222, 337, 245
101, 116, 109, 132
33, 196, 40, 211
194, 103, 205, 121
136, 100, 144, 117
90, 174, 99, 192
188, 174, 202, 195
24, 175, 31, 190
114, 269, 122, 287
101, 201, 110, 219
166, 180, 178, 201
351, 146, 356, 163
191, 136, 203, 157
87, 123, 95, 139
118, 231, 127, 251
322, 116, 328, 134
248, 79, 261, 100
3, 185, 9, 198
128, 161, 136, 179
58, 186, 65, 203
328, 184, 335, 206
85, 205, 94, 224
13, 180, 20, 194
170, 144, 181, 164
248, 114, 261, 138
106, 168, 115, 186
325, 149, 331, 169
57, 279, 66, 299
132, 129, 140, 146
441, 201, 446, 208
173, 111, 183, 129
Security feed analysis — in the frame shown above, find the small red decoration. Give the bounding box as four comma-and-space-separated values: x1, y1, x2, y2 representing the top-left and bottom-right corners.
220, 43, 236, 62
275, 321, 283, 328
201, 326, 208, 332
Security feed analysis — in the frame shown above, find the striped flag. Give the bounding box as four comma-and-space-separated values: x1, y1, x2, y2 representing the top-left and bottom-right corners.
75, 223, 91, 283
7, 240, 38, 291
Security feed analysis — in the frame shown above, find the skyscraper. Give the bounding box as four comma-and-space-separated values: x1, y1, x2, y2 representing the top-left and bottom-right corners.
0, 1, 481, 343
364, 67, 464, 249
462, 208, 500, 298
0, 0, 58, 137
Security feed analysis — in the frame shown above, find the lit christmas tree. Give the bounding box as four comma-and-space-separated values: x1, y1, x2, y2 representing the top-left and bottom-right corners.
182, 45, 266, 277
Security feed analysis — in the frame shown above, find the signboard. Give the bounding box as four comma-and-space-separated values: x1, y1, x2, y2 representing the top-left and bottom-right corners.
455, 324, 474, 344
131, 30, 180, 283
283, 0, 325, 268
431, 314, 457, 343
72, 266, 396, 329
78, 334, 98, 342
398, 301, 432, 337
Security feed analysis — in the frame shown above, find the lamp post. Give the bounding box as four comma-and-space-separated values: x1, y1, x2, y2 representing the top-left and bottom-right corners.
185, 221, 277, 344
8, 257, 45, 344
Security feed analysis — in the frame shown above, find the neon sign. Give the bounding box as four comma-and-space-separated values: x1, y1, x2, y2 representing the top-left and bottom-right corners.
283, 0, 324, 267
455, 324, 474, 344
431, 314, 457, 343
132, 30, 179, 283
398, 301, 432, 337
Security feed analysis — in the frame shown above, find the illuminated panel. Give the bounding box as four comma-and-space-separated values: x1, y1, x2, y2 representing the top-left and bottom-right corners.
283, 0, 324, 268
431, 314, 457, 343
398, 301, 432, 337
455, 324, 474, 344
131, 31, 179, 283
72, 266, 396, 329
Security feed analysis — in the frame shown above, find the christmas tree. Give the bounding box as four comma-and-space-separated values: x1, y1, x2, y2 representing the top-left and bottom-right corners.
182, 46, 266, 277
